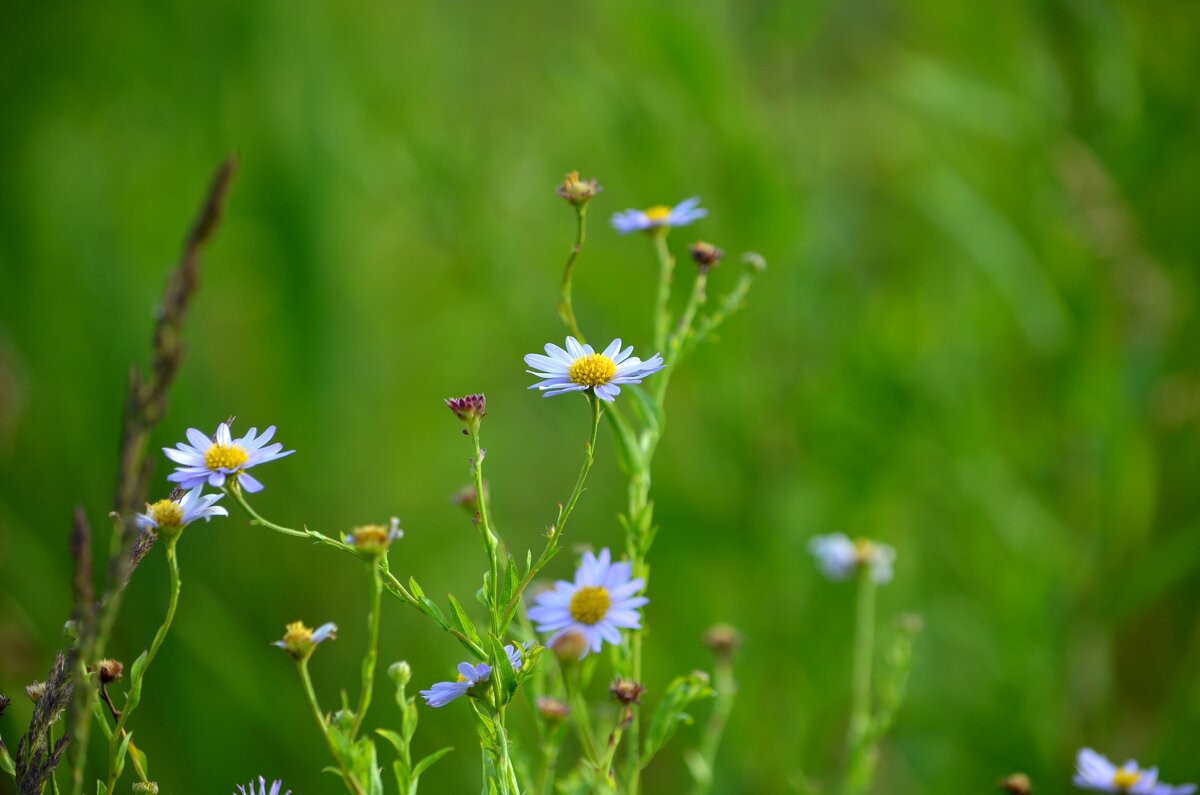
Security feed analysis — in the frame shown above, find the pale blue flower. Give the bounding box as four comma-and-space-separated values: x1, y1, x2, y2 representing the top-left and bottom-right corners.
525, 337, 665, 402
420, 661, 492, 708
164, 422, 294, 493
1074, 748, 1196, 794
420, 644, 528, 708
136, 486, 227, 532
808, 534, 895, 584
528, 548, 648, 658
272, 621, 337, 660
235, 777, 291, 795
611, 197, 706, 234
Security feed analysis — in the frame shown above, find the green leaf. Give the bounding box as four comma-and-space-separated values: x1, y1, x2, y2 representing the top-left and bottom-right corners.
627, 384, 663, 435
412, 747, 453, 778
604, 406, 643, 475
96, 782, 107, 795
447, 593, 482, 646
113, 729, 133, 780
408, 577, 426, 599
416, 596, 449, 629
487, 635, 519, 704
501, 556, 520, 609
642, 671, 716, 766
0, 747, 15, 776
128, 742, 149, 779
375, 728, 405, 754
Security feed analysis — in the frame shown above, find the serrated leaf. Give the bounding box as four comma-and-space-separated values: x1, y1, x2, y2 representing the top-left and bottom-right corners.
447, 593, 482, 646
412, 746, 453, 778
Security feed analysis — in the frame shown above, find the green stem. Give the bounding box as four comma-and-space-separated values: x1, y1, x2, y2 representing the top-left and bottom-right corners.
564, 671, 600, 766
659, 270, 709, 402
536, 723, 565, 795
352, 563, 384, 739
845, 570, 877, 794
228, 487, 486, 658
468, 426, 502, 633
299, 659, 365, 795
106, 537, 182, 793
501, 394, 602, 629
558, 205, 588, 341
687, 659, 737, 795
651, 230, 675, 352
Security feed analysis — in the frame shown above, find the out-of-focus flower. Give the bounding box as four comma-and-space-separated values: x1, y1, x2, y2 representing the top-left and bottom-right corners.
529, 548, 648, 657
689, 241, 725, 273
164, 423, 293, 494
344, 517, 403, 557
537, 696, 570, 721
1073, 748, 1196, 794
1000, 773, 1033, 794
132, 782, 159, 795
612, 197, 706, 234
234, 777, 292, 795
704, 624, 742, 661
419, 661, 492, 708
136, 486, 227, 537
273, 621, 337, 662
808, 534, 896, 583
557, 172, 601, 207
525, 337, 665, 402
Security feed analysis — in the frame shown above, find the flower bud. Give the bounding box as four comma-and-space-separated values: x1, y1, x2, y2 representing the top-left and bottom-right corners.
999, 773, 1032, 794
0, 693, 10, 717
556, 172, 601, 207
133, 782, 160, 795
703, 623, 742, 661
388, 661, 412, 687
445, 394, 487, 433
688, 241, 724, 273
550, 630, 588, 663
609, 677, 644, 706
25, 681, 46, 703
536, 697, 571, 722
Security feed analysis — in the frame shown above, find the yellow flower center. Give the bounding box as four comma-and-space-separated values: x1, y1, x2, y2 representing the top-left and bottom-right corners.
148, 499, 184, 528
1112, 770, 1141, 790
569, 585, 611, 625
204, 442, 248, 471
283, 621, 314, 646
853, 538, 875, 564
568, 354, 617, 387
644, 205, 672, 222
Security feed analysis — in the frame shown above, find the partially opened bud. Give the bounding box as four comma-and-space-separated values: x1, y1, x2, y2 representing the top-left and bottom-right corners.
556, 172, 601, 207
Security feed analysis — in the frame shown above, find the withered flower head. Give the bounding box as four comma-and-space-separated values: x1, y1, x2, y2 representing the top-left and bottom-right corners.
689, 241, 725, 273
550, 630, 589, 663
999, 773, 1032, 795
556, 172, 601, 207
25, 681, 46, 703
96, 658, 124, 684
609, 677, 645, 706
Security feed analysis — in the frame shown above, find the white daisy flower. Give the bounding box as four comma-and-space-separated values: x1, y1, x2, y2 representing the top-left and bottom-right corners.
528, 548, 648, 657
136, 486, 228, 534
163, 422, 294, 493
611, 197, 707, 234
525, 337, 665, 402
1074, 748, 1196, 794
808, 534, 895, 584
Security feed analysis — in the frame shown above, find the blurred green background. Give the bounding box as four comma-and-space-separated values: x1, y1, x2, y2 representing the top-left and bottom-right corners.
2, 1, 1199, 792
